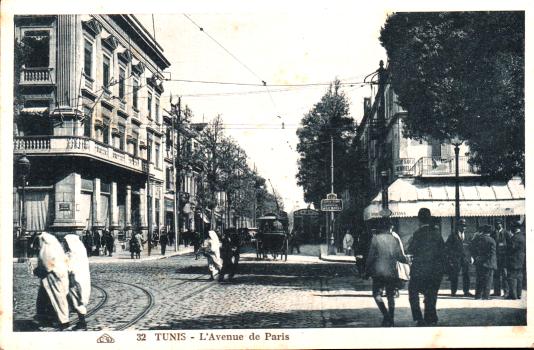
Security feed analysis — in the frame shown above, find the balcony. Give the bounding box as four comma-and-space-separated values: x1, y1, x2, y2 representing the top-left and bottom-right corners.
19, 67, 55, 85
14, 135, 148, 174
411, 156, 480, 177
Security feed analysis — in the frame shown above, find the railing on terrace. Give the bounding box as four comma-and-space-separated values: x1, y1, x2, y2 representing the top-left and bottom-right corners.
14, 136, 146, 173
411, 156, 479, 177
20, 67, 54, 84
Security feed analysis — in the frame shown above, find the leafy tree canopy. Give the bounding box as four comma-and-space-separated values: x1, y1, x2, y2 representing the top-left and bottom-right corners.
296, 80, 357, 207
380, 11, 524, 180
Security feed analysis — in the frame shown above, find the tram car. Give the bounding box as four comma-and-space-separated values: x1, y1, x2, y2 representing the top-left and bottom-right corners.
255, 212, 289, 261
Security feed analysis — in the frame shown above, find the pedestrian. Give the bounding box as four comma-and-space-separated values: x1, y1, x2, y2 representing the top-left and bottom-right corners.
192, 230, 202, 259
33, 232, 70, 330
129, 231, 143, 259
389, 224, 406, 298
92, 229, 101, 256
219, 228, 242, 281
289, 228, 301, 254
343, 230, 354, 256
492, 219, 510, 296
445, 218, 474, 297
365, 217, 408, 327
202, 230, 223, 280
505, 220, 525, 299
82, 230, 93, 257
152, 229, 160, 249
160, 229, 168, 255
103, 230, 114, 257
471, 225, 497, 300
407, 208, 446, 327
64, 234, 91, 330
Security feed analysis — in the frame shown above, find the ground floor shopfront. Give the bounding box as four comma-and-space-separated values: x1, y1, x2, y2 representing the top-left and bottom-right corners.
13, 156, 166, 248
363, 177, 525, 246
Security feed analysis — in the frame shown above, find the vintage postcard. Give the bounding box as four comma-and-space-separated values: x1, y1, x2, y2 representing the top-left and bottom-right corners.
1, 0, 532, 349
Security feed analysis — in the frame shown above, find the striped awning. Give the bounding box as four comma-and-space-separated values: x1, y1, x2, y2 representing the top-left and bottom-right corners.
20, 107, 49, 116
364, 177, 525, 221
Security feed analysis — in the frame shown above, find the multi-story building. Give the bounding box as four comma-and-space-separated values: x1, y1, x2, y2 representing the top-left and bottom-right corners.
13, 15, 171, 244
357, 61, 525, 244
162, 111, 210, 238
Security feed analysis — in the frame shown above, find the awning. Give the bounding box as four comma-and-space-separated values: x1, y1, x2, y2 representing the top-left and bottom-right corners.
20, 107, 49, 116
364, 177, 525, 221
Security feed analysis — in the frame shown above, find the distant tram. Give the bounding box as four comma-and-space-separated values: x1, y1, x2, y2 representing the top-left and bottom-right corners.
292, 208, 321, 244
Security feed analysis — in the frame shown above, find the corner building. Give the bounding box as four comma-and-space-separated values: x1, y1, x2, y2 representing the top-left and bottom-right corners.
13, 15, 171, 241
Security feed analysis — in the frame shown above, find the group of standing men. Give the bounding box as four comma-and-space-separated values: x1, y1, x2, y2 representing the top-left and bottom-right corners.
446, 218, 526, 300
365, 207, 526, 328
81, 229, 115, 257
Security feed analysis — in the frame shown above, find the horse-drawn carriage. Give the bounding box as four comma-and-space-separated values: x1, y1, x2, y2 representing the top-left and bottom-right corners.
255, 212, 289, 261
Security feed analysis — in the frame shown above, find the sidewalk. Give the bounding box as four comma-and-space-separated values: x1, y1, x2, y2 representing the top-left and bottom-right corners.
319, 244, 358, 263
14, 244, 194, 264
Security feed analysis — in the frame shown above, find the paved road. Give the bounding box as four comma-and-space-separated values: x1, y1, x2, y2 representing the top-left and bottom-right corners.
13, 246, 526, 331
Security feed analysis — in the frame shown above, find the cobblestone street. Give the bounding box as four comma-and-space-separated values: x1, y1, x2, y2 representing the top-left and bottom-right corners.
13, 245, 526, 331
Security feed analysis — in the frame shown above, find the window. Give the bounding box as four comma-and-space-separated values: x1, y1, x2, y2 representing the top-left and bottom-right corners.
147, 139, 153, 162
155, 97, 160, 123
22, 30, 50, 68
103, 55, 111, 87
147, 90, 153, 119
155, 143, 160, 168
166, 167, 172, 190
118, 124, 125, 151
132, 130, 139, 157
119, 67, 126, 100
102, 118, 110, 144
84, 40, 93, 78
83, 106, 92, 137
133, 79, 139, 109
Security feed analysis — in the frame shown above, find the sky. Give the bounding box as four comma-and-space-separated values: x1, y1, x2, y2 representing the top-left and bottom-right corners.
138, 10, 388, 211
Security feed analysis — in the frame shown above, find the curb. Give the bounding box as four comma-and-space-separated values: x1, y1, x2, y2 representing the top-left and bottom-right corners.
13, 247, 195, 264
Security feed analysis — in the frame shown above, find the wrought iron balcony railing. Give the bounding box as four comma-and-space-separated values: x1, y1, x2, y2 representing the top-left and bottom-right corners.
411, 156, 479, 177
14, 135, 150, 174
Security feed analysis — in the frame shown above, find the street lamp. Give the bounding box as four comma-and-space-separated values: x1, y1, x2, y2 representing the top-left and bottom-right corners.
450, 135, 463, 233
17, 155, 31, 261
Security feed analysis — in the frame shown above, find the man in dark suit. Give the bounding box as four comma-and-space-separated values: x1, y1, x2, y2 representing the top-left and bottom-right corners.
446, 218, 474, 297
472, 225, 497, 300
492, 219, 510, 296
506, 220, 526, 300
407, 208, 446, 327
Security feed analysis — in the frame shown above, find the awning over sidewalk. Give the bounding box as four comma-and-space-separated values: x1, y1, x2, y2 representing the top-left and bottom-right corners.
364, 177, 525, 220
19, 107, 49, 116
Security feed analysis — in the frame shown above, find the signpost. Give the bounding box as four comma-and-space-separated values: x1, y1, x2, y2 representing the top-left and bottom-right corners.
321, 193, 343, 212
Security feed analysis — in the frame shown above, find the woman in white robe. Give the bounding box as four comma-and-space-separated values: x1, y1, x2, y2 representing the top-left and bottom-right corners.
34, 232, 70, 329
64, 234, 91, 330
204, 230, 223, 279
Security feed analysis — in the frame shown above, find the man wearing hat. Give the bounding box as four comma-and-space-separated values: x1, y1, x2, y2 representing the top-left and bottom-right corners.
471, 225, 497, 299
505, 220, 525, 300
446, 218, 474, 297
407, 208, 446, 326
492, 219, 510, 296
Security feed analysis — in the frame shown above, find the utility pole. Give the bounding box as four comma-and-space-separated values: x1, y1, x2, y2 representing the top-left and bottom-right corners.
171, 97, 179, 252
176, 97, 182, 248
328, 135, 336, 255
147, 131, 152, 256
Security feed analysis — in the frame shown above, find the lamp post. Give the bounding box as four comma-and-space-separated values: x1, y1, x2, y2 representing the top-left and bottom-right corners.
17, 155, 31, 261
450, 136, 463, 233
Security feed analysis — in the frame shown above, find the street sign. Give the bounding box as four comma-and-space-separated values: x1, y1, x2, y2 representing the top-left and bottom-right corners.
321, 194, 343, 211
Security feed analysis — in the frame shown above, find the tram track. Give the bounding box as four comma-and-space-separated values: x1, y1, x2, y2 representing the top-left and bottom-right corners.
88, 278, 155, 330
87, 273, 217, 330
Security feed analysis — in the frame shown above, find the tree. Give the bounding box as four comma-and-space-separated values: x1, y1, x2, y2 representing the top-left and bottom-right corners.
296, 80, 357, 207
380, 12, 524, 180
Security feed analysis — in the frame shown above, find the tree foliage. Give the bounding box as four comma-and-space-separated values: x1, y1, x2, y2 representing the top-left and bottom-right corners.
380, 11, 524, 180
296, 80, 357, 207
